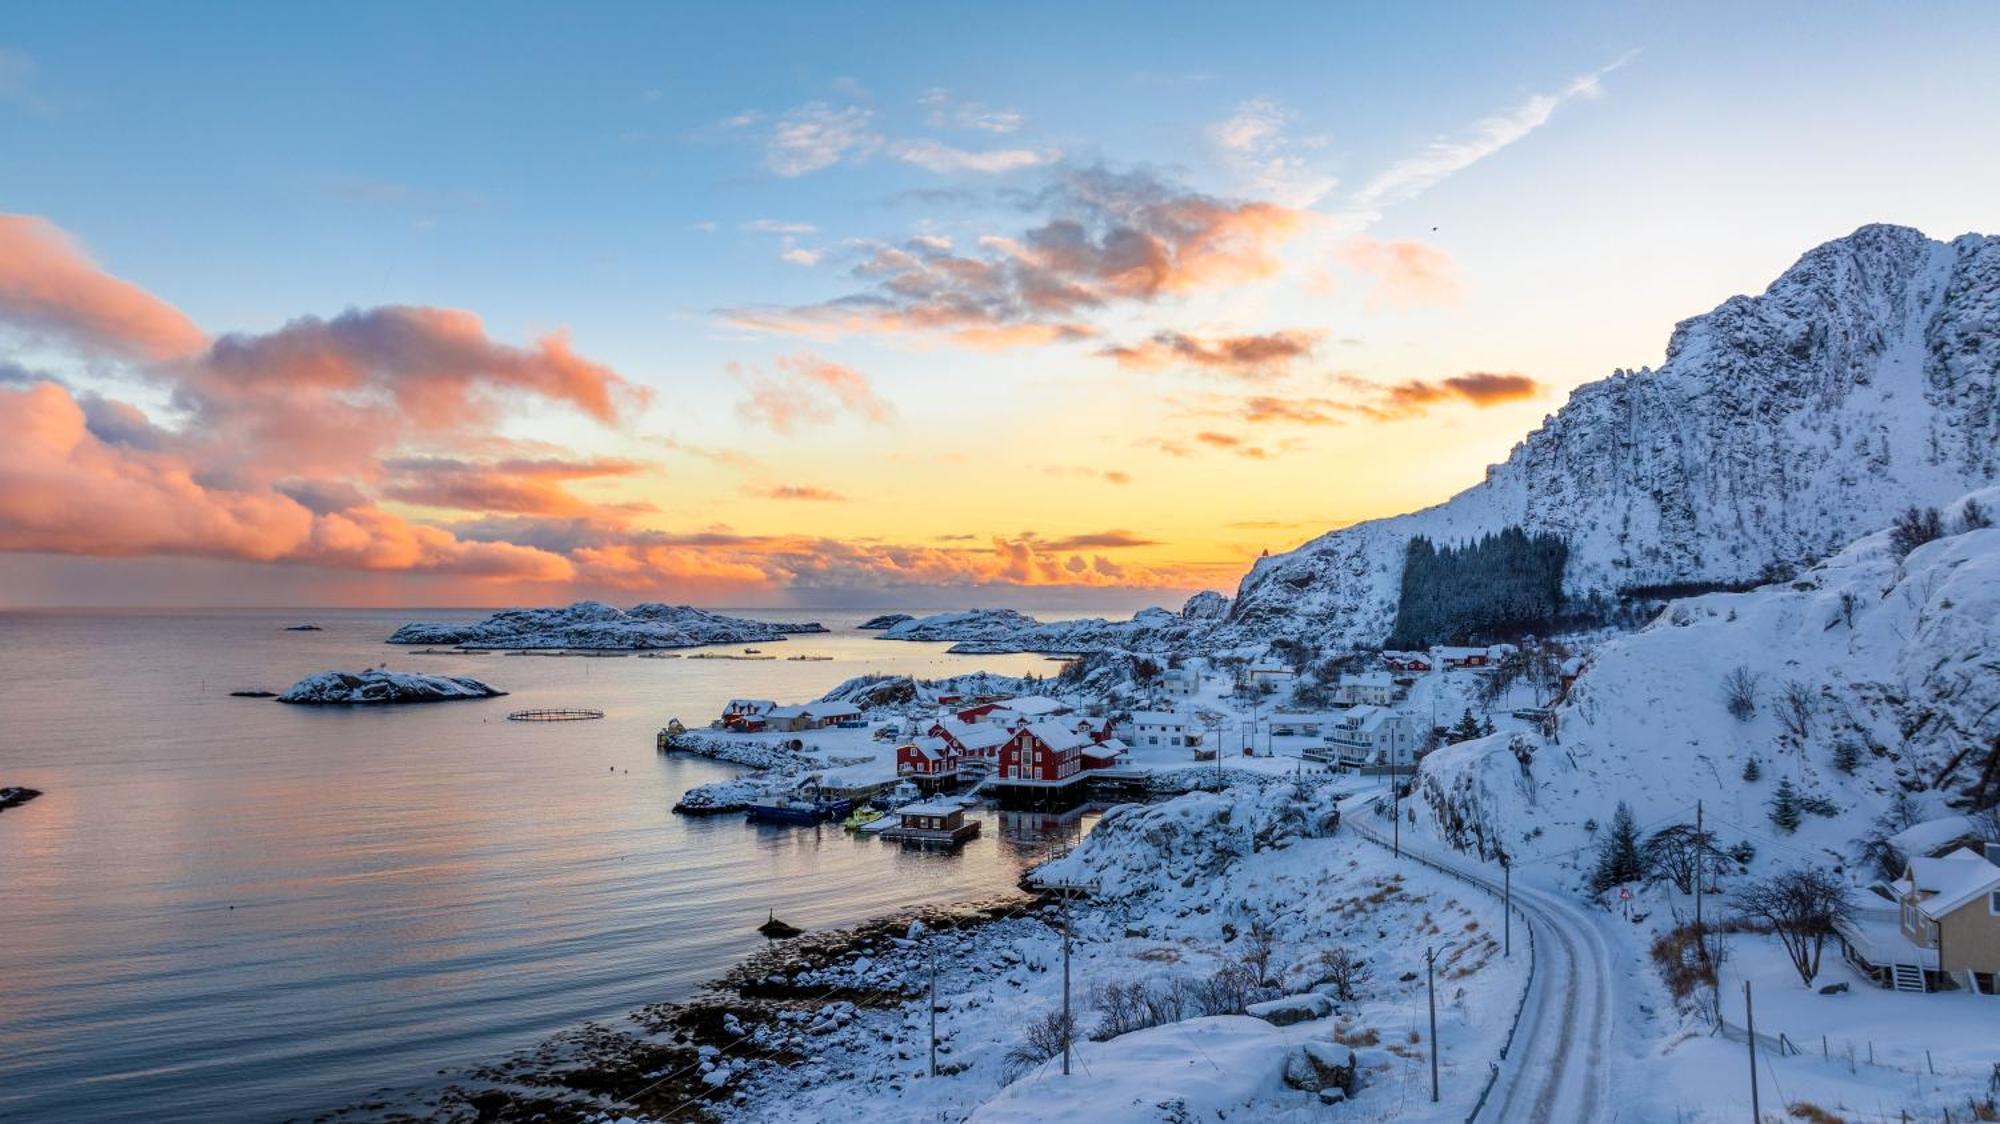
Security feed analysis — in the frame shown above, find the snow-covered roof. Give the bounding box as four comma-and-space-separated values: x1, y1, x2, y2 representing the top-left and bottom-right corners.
765, 705, 808, 719
1021, 720, 1091, 753
994, 695, 1068, 716
1887, 815, 1980, 861
898, 800, 965, 817
1130, 709, 1192, 726
1339, 672, 1394, 688
1161, 667, 1198, 681
936, 717, 1010, 750
1907, 846, 2000, 918
805, 702, 862, 719
725, 698, 776, 712
1090, 738, 1128, 753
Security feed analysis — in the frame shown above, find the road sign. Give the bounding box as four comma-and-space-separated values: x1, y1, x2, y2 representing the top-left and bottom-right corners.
1619, 888, 1632, 901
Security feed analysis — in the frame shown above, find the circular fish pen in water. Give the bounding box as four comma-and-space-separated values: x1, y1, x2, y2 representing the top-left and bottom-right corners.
505, 707, 606, 722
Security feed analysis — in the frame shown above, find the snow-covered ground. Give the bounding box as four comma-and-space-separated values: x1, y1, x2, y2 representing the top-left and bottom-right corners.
714, 782, 1531, 1123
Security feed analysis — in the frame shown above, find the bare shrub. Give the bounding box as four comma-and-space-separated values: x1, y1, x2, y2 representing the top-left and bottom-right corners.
1890, 505, 1944, 557
1303, 947, 1373, 1002
1239, 918, 1280, 986
1777, 680, 1816, 742
1004, 1008, 1077, 1075
1723, 666, 1761, 721
1732, 868, 1851, 987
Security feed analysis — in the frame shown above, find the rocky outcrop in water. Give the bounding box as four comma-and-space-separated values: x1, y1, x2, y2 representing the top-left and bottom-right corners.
387, 601, 825, 650
276, 669, 507, 705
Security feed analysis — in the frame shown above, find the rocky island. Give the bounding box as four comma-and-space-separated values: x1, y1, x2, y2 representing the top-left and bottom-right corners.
276, 669, 507, 705
386, 601, 826, 650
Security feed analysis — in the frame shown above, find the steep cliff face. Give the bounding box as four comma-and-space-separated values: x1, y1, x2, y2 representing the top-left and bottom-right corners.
1225, 225, 2000, 648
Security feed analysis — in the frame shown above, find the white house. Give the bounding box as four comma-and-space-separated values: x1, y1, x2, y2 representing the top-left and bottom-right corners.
1130, 708, 1203, 751
1336, 672, 1397, 707
1267, 711, 1343, 737
1315, 705, 1419, 770
1239, 659, 1296, 692
1160, 666, 1201, 698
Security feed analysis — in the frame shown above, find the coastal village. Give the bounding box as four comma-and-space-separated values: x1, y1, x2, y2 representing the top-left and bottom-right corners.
660, 640, 1545, 832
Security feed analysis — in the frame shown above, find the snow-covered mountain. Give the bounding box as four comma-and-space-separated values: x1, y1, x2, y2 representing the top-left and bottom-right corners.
386, 601, 825, 649
1226, 225, 2000, 649
1419, 487, 2000, 881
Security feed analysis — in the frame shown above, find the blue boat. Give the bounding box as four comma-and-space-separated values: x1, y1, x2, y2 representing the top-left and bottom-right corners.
743, 784, 852, 824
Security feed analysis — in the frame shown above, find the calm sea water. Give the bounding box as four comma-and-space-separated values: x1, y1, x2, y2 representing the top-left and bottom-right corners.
0, 608, 1098, 1122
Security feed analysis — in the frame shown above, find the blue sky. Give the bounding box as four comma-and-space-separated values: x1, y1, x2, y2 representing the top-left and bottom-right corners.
1, 2, 1996, 606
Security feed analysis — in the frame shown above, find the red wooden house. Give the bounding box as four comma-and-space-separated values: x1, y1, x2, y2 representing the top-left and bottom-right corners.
996, 721, 1090, 784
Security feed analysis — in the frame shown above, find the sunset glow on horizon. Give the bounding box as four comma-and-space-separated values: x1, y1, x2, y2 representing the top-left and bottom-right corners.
4, 2, 1997, 608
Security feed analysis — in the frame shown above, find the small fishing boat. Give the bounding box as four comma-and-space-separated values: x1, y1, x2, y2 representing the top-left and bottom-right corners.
744, 781, 851, 825
841, 806, 885, 832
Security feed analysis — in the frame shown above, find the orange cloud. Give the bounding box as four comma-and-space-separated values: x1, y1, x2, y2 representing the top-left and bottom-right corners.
1335, 236, 1463, 309
750, 483, 848, 502
0, 214, 207, 360
732, 351, 893, 433
379, 456, 654, 517
1100, 329, 1321, 378
719, 167, 1313, 350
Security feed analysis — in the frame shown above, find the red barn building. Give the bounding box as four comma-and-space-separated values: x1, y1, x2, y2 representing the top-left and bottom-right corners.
896, 736, 962, 793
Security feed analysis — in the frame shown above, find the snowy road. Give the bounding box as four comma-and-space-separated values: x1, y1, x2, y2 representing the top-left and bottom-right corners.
1341, 796, 1616, 1123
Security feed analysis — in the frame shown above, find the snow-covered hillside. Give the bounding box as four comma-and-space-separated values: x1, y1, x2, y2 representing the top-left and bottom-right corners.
1226, 225, 2000, 649
1419, 487, 2000, 882
385, 601, 825, 649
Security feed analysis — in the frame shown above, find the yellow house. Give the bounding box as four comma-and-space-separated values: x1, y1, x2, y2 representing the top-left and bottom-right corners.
1895, 845, 2000, 994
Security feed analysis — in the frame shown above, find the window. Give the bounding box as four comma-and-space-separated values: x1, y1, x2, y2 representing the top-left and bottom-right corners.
1991, 889, 2000, 915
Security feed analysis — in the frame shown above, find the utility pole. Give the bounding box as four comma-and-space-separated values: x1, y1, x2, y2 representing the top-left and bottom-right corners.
1503, 858, 1512, 958
1744, 980, 1760, 1122
1061, 886, 1073, 1076
1695, 799, 1706, 958
928, 937, 938, 1078
1392, 752, 1402, 858
1426, 945, 1441, 1103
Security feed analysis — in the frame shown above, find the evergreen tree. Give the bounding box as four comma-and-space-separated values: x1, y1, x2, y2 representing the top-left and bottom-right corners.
1479, 716, 1497, 737
1450, 708, 1484, 743
1590, 802, 1646, 892
1742, 757, 1762, 783
1768, 778, 1802, 833
1386, 526, 1569, 647
1830, 740, 1861, 775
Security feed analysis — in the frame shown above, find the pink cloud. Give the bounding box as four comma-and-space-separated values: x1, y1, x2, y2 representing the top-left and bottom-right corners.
1335, 236, 1463, 309
733, 351, 893, 433
0, 214, 207, 360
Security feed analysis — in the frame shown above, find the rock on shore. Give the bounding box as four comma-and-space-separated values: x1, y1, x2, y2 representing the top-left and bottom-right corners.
277, 669, 507, 705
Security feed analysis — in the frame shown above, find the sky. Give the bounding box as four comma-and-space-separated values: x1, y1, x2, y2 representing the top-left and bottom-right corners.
2, 1, 1997, 609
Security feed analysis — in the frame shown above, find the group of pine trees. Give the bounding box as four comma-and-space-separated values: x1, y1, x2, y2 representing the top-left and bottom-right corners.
1386, 526, 1568, 649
